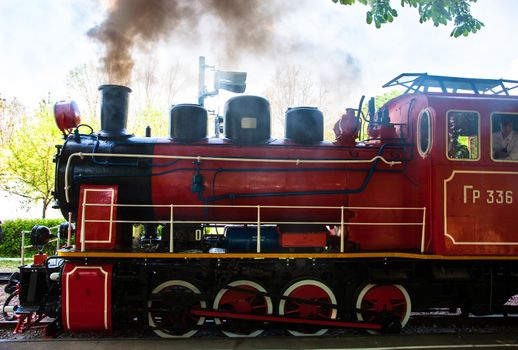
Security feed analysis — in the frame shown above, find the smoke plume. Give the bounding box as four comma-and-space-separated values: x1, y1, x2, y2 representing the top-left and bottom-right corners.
88, 0, 285, 85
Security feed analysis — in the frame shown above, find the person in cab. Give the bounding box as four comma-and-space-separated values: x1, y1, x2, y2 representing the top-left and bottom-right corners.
493, 115, 518, 160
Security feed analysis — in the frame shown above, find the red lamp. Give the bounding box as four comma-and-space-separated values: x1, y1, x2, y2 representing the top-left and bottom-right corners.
54, 100, 81, 136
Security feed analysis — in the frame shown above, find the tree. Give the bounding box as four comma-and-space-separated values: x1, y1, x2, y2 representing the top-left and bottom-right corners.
332, 0, 483, 37
263, 66, 329, 138
129, 107, 168, 137
0, 95, 25, 147
66, 62, 106, 127
66, 60, 185, 138
0, 102, 62, 218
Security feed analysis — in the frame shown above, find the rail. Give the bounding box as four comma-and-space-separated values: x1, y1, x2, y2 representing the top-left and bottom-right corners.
79, 202, 427, 254
64, 152, 403, 203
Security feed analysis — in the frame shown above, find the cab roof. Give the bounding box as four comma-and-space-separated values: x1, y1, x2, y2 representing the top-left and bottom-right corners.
383, 73, 518, 96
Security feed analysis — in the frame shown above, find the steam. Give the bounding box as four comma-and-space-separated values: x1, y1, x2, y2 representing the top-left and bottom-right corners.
88, 0, 284, 85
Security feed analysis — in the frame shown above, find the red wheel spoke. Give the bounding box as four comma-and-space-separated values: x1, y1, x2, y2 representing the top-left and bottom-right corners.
251, 304, 267, 311
279, 279, 337, 337
213, 280, 272, 338
283, 309, 301, 315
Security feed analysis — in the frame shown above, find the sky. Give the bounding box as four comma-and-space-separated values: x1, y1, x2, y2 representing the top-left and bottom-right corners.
1, 0, 518, 107
1, 0, 518, 218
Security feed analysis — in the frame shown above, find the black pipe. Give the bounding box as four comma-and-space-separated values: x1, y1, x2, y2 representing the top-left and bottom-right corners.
98, 84, 132, 139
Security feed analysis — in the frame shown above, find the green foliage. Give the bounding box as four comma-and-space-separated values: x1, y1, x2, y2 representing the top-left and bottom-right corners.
331, 0, 483, 37
129, 107, 168, 137
0, 102, 63, 218
0, 218, 63, 257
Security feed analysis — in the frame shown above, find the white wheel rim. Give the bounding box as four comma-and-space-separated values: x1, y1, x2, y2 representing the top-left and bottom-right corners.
278, 279, 337, 337
148, 280, 206, 338
355, 283, 411, 328
213, 280, 272, 338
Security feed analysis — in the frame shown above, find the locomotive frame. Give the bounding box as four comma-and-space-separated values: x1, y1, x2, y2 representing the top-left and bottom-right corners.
11, 73, 518, 338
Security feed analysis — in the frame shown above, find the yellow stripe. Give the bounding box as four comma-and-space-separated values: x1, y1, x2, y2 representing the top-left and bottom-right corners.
56, 250, 518, 261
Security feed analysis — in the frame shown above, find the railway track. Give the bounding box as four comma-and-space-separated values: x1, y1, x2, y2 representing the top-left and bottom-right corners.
0, 320, 51, 329
3, 334, 518, 350
0, 314, 517, 337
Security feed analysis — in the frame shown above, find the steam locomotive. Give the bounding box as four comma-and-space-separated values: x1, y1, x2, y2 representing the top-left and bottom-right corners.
9, 73, 518, 337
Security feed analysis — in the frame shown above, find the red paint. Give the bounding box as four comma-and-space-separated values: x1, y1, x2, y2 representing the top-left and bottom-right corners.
54, 101, 80, 134
422, 94, 518, 255
75, 85, 518, 256
282, 284, 334, 319
215, 284, 268, 314
357, 285, 408, 322
61, 263, 113, 332
76, 185, 118, 250
151, 141, 411, 251
280, 231, 327, 248
333, 108, 359, 146
32, 253, 47, 266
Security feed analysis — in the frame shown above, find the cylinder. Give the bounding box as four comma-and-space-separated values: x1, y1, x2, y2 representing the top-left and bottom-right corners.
224, 226, 279, 252
170, 104, 208, 142
285, 107, 324, 144
99, 84, 132, 138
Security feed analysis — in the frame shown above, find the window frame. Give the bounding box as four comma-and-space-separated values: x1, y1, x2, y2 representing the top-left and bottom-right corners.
445, 109, 481, 162
417, 108, 433, 158
490, 112, 518, 163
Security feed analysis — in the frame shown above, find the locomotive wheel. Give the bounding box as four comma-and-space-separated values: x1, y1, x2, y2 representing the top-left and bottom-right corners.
148, 280, 206, 338
2, 292, 19, 321
213, 280, 273, 338
278, 279, 337, 337
355, 283, 411, 332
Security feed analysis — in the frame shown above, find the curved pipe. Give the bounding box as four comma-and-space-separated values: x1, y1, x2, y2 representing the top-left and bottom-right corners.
198, 143, 403, 202
64, 151, 402, 203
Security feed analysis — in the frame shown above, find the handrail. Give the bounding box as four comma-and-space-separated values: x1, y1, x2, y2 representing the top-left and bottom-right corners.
78, 202, 427, 254
64, 152, 403, 203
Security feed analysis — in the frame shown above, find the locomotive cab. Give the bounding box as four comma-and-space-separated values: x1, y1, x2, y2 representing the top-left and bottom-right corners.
378, 73, 518, 256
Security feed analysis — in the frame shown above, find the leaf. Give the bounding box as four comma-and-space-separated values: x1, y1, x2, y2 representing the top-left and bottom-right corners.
331, 0, 483, 37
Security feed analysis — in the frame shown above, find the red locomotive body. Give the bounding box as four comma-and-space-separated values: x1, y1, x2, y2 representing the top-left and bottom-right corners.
11, 73, 518, 338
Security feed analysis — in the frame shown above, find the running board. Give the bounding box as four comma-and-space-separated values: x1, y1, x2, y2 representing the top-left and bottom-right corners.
191, 308, 401, 332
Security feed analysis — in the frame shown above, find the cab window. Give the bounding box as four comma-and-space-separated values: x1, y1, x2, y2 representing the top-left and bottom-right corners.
491, 113, 518, 161
447, 111, 479, 160
417, 109, 432, 158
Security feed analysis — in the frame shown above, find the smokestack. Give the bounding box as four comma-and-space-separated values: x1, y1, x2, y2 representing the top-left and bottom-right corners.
98, 84, 132, 138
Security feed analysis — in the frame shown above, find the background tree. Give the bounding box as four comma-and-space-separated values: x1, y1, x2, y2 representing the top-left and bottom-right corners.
66, 60, 185, 138
263, 66, 329, 138
66, 62, 106, 126
332, 0, 483, 37
0, 102, 62, 218
0, 95, 25, 147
